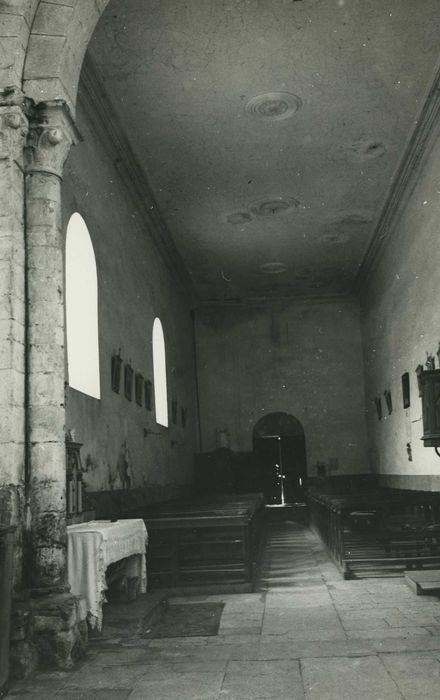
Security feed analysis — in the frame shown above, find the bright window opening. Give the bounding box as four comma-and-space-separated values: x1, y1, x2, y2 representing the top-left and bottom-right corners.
152, 317, 168, 427
65, 212, 101, 399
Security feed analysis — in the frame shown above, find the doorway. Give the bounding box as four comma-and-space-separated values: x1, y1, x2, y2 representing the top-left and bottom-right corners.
253, 413, 307, 505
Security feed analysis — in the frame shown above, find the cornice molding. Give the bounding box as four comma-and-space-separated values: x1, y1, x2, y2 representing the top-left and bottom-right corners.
78, 54, 196, 301
354, 62, 440, 294
196, 291, 356, 309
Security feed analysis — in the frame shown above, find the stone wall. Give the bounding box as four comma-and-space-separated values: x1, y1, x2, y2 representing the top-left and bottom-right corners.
360, 124, 440, 489
62, 93, 197, 504
195, 297, 369, 477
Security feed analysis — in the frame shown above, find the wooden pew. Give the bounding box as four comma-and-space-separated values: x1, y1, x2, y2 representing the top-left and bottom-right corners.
140, 493, 265, 592
309, 489, 440, 579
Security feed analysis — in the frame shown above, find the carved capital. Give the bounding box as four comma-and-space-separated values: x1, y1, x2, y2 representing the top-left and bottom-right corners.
25, 100, 81, 179
0, 105, 28, 164
0, 86, 27, 109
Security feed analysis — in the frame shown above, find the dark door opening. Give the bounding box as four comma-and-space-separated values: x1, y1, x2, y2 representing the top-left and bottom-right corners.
253, 413, 307, 505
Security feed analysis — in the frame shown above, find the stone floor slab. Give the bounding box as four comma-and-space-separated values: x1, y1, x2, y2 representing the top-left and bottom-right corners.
84, 647, 152, 666
256, 639, 373, 659
301, 656, 402, 699
128, 671, 224, 700
371, 635, 440, 653
56, 692, 131, 700
263, 628, 347, 642
346, 626, 430, 640
220, 659, 304, 699
60, 665, 147, 690
380, 652, 440, 699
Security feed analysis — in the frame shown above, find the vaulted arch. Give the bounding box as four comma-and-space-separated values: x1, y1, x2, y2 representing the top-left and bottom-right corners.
0, 0, 112, 113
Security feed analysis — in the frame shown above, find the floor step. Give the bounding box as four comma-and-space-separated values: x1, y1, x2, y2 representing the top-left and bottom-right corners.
405, 569, 440, 595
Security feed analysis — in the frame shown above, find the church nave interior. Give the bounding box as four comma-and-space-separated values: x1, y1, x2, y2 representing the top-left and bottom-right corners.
1, 1, 440, 698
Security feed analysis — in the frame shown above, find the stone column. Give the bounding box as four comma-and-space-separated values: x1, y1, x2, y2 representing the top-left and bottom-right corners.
25, 101, 79, 592
0, 90, 28, 570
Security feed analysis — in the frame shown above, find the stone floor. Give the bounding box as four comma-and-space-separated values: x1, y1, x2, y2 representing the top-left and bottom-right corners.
7, 521, 440, 699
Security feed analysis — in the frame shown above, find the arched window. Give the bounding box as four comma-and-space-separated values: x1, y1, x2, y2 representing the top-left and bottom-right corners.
65, 213, 100, 399
152, 317, 168, 427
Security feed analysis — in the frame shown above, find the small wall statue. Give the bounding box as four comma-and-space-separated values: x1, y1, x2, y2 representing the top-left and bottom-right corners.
117, 439, 131, 489
426, 353, 436, 371
384, 389, 393, 415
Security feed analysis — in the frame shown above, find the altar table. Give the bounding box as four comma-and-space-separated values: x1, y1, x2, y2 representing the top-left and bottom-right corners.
67, 519, 148, 629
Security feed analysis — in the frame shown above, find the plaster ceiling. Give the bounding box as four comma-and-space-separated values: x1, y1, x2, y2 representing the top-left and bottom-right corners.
87, 0, 440, 301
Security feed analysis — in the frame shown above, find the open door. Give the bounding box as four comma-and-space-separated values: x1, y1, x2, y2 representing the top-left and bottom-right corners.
253, 413, 307, 505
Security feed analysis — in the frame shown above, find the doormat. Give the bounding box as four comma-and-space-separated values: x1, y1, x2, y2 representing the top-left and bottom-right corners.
144, 602, 225, 638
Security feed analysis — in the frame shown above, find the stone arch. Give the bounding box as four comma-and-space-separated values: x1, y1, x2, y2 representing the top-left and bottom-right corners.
0, 0, 38, 89
23, 0, 112, 112
0, 0, 111, 113
253, 412, 305, 440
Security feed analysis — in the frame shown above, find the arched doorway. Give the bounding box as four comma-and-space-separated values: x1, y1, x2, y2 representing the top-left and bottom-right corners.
253, 413, 307, 505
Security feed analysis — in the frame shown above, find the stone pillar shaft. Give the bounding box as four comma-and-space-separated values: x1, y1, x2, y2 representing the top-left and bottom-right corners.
25, 102, 77, 591
0, 96, 28, 585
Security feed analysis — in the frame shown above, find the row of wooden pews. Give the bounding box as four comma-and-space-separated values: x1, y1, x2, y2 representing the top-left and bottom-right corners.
309, 489, 440, 579
131, 493, 265, 592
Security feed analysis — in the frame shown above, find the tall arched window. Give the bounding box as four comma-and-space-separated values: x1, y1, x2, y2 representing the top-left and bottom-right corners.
65, 213, 101, 399
152, 317, 168, 427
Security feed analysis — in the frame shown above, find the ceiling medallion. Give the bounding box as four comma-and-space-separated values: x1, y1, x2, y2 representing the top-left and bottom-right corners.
251, 196, 300, 217
321, 233, 349, 244
245, 92, 302, 122
334, 212, 371, 225
348, 139, 386, 160
259, 262, 287, 275
226, 211, 253, 225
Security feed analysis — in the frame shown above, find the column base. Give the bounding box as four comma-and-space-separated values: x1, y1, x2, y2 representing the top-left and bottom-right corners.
10, 592, 88, 678
30, 584, 71, 597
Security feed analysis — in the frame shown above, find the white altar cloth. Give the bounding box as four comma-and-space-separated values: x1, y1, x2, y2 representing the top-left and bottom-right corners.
67, 519, 148, 629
